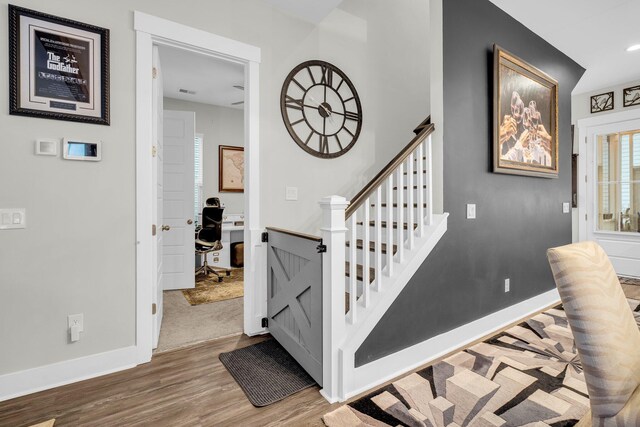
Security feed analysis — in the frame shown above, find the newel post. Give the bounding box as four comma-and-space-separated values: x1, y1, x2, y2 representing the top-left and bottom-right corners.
319, 195, 349, 402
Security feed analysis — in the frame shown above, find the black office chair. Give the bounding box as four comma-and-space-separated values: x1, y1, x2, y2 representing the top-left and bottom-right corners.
195, 206, 231, 281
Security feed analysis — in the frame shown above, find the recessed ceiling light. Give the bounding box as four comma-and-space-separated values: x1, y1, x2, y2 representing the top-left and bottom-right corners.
626, 44, 640, 52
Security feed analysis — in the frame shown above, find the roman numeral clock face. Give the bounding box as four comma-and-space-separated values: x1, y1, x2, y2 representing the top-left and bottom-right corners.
280, 60, 363, 159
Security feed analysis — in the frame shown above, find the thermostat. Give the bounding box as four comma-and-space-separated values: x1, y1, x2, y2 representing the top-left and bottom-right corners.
63, 139, 102, 161
35, 139, 59, 156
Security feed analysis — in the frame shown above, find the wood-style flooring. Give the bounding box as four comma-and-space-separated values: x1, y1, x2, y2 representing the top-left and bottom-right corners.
0, 334, 335, 427
1, 280, 639, 427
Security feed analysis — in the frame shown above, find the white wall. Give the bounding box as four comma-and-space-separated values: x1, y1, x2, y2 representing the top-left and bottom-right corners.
571, 78, 640, 241
163, 98, 244, 214
0, 0, 429, 380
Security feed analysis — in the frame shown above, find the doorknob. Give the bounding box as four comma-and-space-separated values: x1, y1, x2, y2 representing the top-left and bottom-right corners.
187, 219, 193, 225
161, 225, 170, 231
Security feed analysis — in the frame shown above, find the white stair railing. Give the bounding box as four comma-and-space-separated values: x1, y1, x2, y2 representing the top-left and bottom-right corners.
320, 118, 437, 402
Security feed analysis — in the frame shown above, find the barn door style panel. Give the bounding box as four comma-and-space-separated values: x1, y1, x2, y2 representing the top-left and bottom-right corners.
266, 228, 323, 386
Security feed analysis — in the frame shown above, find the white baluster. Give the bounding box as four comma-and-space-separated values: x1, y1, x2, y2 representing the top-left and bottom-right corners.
348, 214, 357, 324
407, 152, 415, 250
374, 187, 382, 292
385, 175, 394, 277
396, 162, 404, 263
362, 200, 370, 307
425, 135, 433, 226
417, 142, 425, 236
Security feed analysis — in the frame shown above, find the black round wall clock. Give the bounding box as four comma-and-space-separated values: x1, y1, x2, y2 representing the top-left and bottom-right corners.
280, 60, 363, 159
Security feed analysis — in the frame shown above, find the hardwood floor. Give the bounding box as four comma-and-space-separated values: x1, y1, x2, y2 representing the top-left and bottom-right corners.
0, 334, 335, 427
2, 281, 638, 427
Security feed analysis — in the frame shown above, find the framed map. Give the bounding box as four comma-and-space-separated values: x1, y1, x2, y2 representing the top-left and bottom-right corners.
219, 145, 244, 192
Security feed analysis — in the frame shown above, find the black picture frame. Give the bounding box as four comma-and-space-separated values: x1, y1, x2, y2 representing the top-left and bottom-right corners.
590, 91, 614, 114
623, 85, 640, 108
9, 5, 110, 125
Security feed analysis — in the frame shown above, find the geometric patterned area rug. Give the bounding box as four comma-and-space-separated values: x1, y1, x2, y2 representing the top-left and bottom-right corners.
323, 297, 640, 427
182, 268, 243, 306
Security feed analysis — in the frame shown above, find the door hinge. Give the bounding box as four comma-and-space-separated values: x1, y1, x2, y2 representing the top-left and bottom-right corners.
316, 244, 327, 253
152, 145, 157, 157
261, 318, 268, 328
585, 175, 587, 183
261, 232, 268, 242
152, 303, 157, 315
585, 213, 588, 221
152, 67, 157, 79
152, 224, 157, 236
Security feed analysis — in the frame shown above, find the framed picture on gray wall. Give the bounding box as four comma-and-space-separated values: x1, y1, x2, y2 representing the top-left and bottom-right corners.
623, 85, 640, 108
219, 145, 244, 193
493, 45, 559, 178
9, 5, 110, 125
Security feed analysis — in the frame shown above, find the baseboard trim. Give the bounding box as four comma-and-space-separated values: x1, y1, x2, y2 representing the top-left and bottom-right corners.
0, 346, 137, 402
344, 288, 560, 401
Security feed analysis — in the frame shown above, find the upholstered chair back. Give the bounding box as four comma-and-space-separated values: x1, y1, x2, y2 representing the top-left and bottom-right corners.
547, 241, 640, 424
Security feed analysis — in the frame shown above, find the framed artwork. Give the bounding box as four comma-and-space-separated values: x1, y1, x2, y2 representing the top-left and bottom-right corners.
590, 91, 614, 113
219, 145, 244, 193
623, 85, 640, 108
9, 5, 110, 125
494, 45, 559, 178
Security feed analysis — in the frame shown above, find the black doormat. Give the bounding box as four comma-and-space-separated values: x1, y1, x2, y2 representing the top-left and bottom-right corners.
219, 339, 317, 407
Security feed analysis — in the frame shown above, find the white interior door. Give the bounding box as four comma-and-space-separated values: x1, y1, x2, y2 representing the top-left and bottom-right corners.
583, 118, 640, 277
162, 110, 196, 290
152, 46, 164, 349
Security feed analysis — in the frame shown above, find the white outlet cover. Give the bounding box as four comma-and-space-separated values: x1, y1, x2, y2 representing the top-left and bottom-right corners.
562, 202, 570, 213
505, 278, 510, 292
0, 209, 26, 230
466, 204, 476, 219
68, 314, 84, 332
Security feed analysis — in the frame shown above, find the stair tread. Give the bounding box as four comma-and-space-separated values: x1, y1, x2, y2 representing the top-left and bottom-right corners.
393, 185, 428, 190
357, 220, 418, 230
345, 262, 376, 283
346, 239, 398, 255
372, 203, 427, 208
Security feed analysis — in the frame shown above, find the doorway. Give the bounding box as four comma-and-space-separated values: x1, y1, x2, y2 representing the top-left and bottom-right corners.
155, 45, 247, 352
578, 111, 640, 277
134, 12, 264, 365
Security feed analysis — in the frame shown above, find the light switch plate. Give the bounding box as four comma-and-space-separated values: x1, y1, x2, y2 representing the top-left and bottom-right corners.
0, 209, 26, 229
466, 204, 476, 219
285, 186, 298, 201
562, 202, 570, 213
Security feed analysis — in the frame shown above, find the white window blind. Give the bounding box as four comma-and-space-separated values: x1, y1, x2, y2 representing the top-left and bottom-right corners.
194, 135, 203, 224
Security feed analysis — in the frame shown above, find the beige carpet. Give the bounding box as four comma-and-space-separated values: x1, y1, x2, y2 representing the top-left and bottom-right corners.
182, 268, 244, 305
156, 289, 243, 354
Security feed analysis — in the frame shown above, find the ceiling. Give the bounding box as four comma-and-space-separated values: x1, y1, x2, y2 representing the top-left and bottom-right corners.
158, 44, 245, 109
264, 0, 344, 24
488, 0, 640, 94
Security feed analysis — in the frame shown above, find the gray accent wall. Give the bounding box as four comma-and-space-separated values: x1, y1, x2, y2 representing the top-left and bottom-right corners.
355, 0, 585, 367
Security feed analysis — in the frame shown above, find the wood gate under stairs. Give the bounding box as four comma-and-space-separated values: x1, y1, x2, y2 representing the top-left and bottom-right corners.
265, 227, 324, 386
263, 117, 448, 402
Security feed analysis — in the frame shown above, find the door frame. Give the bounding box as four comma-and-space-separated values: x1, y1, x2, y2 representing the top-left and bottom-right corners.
135, 11, 264, 364
577, 108, 640, 244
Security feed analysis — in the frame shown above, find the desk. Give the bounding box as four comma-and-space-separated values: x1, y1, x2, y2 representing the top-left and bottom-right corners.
204, 213, 244, 268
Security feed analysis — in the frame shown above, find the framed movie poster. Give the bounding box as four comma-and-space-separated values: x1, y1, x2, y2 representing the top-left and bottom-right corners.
493, 45, 558, 178
219, 145, 244, 193
9, 5, 110, 125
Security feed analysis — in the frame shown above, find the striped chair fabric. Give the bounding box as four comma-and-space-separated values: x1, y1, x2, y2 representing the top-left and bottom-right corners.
547, 241, 640, 427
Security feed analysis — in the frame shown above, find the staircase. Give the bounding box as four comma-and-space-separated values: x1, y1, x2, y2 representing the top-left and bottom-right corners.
319, 117, 448, 402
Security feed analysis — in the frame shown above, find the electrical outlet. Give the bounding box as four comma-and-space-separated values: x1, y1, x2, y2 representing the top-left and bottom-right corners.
562, 202, 570, 213
68, 314, 84, 332
504, 278, 510, 293
466, 204, 476, 219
